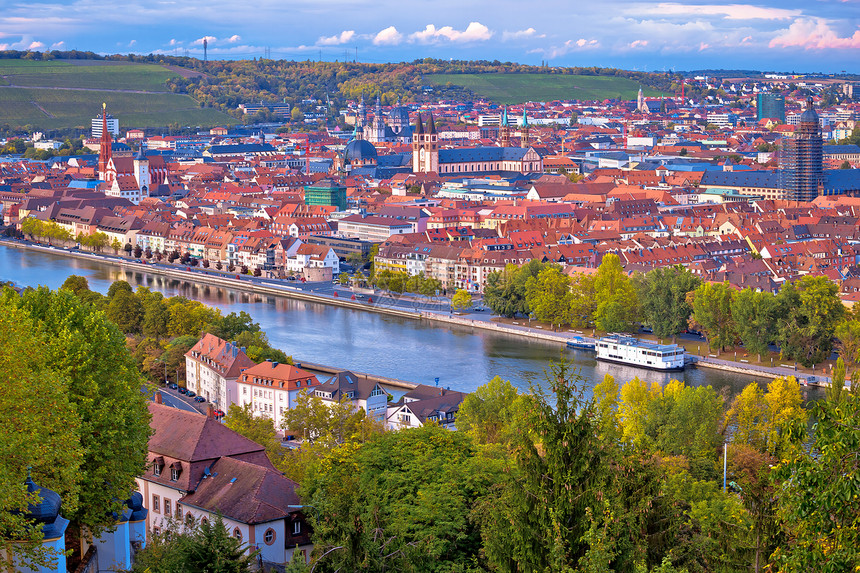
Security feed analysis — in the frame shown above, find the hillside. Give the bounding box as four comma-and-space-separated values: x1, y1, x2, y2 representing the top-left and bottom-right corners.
0, 60, 236, 131
425, 73, 668, 104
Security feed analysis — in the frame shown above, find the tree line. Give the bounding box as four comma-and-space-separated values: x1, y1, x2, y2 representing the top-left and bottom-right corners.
220, 363, 859, 572
484, 255, 850, 367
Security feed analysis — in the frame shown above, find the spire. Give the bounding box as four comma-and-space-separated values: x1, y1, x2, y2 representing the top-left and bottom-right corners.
98, 102, 113, 181
501, 106, 509, 127
415, 112, 424, 135
521, 108, 528, 128
427, 113, 436, 135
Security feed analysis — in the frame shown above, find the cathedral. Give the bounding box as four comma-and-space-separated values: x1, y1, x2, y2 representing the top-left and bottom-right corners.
359, 95, 414, 144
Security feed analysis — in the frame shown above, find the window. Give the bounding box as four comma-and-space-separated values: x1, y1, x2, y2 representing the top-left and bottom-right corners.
153, 464, 161, 477
200, 517, 209, 527
163, 499, 171, 516
152, 495, 160, 513
152, 527, 161, 536
171, 468, 181, 481
293, 521, 302, 535
233, 528, 242, 541
264, 528, 276, 545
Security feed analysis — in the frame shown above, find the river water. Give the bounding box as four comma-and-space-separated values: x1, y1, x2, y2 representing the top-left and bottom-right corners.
0, 244, 819, 400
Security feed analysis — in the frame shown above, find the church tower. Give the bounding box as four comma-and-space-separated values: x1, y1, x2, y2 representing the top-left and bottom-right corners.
357, 95, 367, 127
424, 113, 438, 173
133, 143, 151, 201
520, 109, 530, 148
412, 113, 424, 173
499, 106, 510, 147
637, 87, 649, 114
98, 102, 112, 182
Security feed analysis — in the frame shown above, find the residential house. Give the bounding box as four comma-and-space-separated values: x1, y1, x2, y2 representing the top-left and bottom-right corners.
185, 334, 256, 411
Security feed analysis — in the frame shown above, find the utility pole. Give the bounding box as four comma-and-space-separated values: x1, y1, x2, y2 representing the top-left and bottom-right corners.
203, 38, 207, 65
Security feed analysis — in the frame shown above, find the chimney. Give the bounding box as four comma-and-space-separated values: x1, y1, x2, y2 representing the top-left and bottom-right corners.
273, 361, 279, 368
240, 346, 246, 354
155, 392, 163, 404
207, 404, 215, 418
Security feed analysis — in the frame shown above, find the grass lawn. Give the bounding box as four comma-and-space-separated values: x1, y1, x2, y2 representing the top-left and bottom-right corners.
0, 87, 237, 130
426, 73, 667, 104
0, 60, 178, 91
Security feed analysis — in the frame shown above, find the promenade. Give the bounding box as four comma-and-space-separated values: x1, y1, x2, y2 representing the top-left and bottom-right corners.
3, 238, 835, 390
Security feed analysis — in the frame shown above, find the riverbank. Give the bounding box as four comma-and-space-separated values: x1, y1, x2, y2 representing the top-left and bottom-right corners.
2, 239, 834, 391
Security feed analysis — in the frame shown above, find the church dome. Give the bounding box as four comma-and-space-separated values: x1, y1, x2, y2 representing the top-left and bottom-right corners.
388, 106, 410, 125
24, 476, 61, 524
344, 139, 377, 162
799, 97, 819, 125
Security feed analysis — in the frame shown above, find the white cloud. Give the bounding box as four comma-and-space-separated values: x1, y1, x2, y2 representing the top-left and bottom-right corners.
27, 41, 44, 49
409, 22, 493, 43
373, 26, 402, 45
192, 35, 216, 45
226, 34, 241, 43
644, 3, 801, 20
50, 41, 64, 49
128, 39, 136, 46
168, 38, 180, 46
502, 27, 540, 41
528, 38, 600, 59
769, 17, 860, 49
318, 30, 355, 46
629, 39, 649, 48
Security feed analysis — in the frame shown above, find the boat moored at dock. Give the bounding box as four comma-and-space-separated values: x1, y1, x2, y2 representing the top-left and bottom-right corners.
595, 334, 686, 371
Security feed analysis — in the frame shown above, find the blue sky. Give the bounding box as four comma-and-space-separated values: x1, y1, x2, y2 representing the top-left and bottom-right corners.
1, 0, 858, 72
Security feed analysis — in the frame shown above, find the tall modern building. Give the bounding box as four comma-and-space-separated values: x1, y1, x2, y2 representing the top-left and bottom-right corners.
757, 92, 786, 122
304, 179, 347, 211
91, 112, 119, 138
780, 97, 823, 202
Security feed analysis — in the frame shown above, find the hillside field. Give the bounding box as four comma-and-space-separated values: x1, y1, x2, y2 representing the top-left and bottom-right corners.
0, 60, 236, 130
425, 73, 667, 104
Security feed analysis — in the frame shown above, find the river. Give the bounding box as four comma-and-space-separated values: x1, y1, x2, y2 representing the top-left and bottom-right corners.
0, 243, 819, 399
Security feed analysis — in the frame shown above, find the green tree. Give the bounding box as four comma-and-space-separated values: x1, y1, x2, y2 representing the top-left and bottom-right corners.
773, 387, 860, 570
106, 288, 144, 334
456, 375, 524, 445
690, 281, 735, 353
483, 260, 547, 318
569, 272, 597, 328
450, 288, 472, 311
110, 237, 122, 254
142, 293, 170, 340
224, 403, 283, 463
280, 389, 382, 445
635, 266, 701, 339
476, 360, 608, 571
60, 274, 90, 296
7, 287, 152, 538
303, 424, 501, 572
776, 276, 844, 366
731, 288, 777, 362
525, 265, 572, 329
593, 254, 638, 333
0, 298, 83, 570
206, 311, 261, 341
131, 513, 258, 573
835, 318, 860, 368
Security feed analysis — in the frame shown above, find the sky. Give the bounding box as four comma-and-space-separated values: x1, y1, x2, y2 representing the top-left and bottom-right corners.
0, 0, 858, 73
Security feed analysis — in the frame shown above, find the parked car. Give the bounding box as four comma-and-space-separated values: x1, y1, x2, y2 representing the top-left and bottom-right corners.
177, 387, 188, 395
168, 383, 178, 390
186, 390, 196, 397
194, 396, 205, 403
213, 409, 225, 418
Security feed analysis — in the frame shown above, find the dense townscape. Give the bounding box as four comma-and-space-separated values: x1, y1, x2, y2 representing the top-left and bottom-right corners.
2, 55, 860, 573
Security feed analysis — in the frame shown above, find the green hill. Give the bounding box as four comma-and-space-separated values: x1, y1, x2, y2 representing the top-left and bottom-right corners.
425, 73, 667, 104
0, 60, 236, 131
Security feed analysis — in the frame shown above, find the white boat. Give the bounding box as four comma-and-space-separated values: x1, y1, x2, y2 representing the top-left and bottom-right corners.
595, 334, 686, 371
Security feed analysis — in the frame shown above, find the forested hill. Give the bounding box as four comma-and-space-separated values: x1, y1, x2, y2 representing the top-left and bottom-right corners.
0, 50, 682, 119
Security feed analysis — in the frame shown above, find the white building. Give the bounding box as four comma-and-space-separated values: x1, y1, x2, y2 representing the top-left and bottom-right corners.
285, 244, 340, 276
92, 114, 119, 138
185, 334, 256, 411
236, 360, 322, 433
312, 371, 389, 421
138, 402, 313, 568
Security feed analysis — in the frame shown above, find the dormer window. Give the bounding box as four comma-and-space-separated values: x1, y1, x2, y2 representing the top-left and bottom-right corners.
152, 456, 164, 477
169, 462, 182, 481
